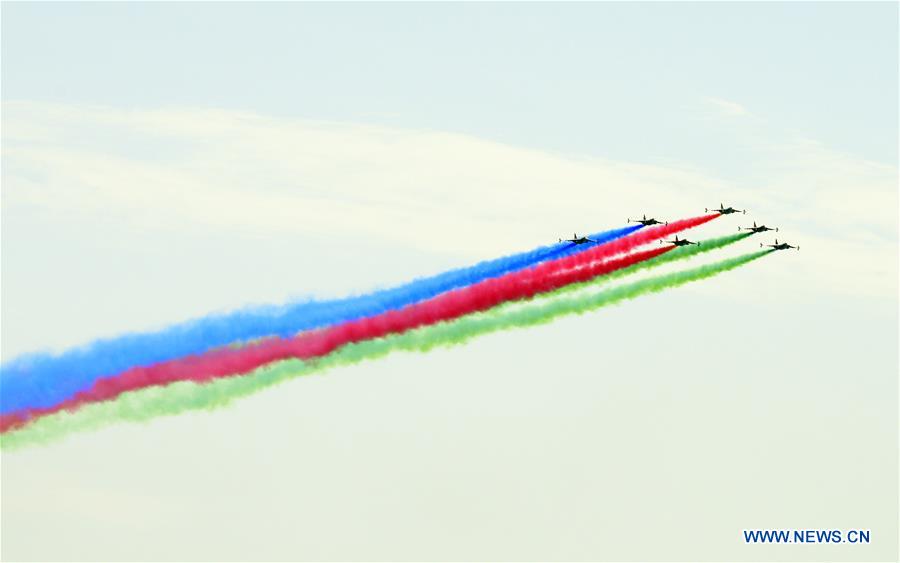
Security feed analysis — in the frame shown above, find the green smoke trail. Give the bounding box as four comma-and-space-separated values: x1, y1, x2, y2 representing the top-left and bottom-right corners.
552, 231, 755, 298
1, 247, 769, 450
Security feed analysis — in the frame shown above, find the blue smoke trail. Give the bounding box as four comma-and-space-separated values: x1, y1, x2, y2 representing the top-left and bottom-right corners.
1, 225, 642, 413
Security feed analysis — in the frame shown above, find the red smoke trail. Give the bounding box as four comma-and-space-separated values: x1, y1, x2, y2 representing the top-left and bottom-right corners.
0, 248, 670, 432
1, 214, 715, 432
502, 214, 717, 281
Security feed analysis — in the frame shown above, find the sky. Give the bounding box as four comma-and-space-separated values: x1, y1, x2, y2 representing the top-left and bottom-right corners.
1, 2, 898, 561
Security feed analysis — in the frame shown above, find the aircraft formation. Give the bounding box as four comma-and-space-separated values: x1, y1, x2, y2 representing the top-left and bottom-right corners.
4, 202, 795, 445
562, 203, 799, 251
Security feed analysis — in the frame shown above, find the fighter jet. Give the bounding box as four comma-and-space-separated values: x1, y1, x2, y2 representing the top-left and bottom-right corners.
739, 221, 778, 233
628, 214, 667, 226
661, 235, 699, 247
761, 239, 799, 251
559, 233, 595, 245
706, 203, 746, 215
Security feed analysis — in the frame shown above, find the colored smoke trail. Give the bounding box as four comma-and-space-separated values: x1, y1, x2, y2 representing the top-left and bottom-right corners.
1, 247, 768, 447
0, 224, 641, 414
558, 231, 755, 295
1, 245, 676, 431
1, 214, 714, 421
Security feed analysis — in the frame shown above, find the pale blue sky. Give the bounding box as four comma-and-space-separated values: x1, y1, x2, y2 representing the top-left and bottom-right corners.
3, 2, 897, 167
2, 3, 897, 561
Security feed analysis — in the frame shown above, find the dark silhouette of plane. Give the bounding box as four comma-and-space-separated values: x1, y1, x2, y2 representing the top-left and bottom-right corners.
739, 221, 778, 233
706, 203, 745, 215
559, 233, 595, 245
661, 235, 699, 247
762, 239, 799, 251
628, 214, 667, 226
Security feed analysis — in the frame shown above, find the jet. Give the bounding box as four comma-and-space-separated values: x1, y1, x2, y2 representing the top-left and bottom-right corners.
706, 203, 746, 215
661, 235, 699, 247
628, 214, 667, 226
762, 239, 799, 251
559, 233, 595, 245
738, 221, 778, 233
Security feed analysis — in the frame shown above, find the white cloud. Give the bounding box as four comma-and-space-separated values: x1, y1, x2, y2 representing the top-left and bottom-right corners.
704, 96, 750, 117
2, 100, 896, 301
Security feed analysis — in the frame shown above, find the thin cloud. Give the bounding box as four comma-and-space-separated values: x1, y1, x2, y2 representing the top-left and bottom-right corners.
704, 96, 750, 116
2, 100, 896, 301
